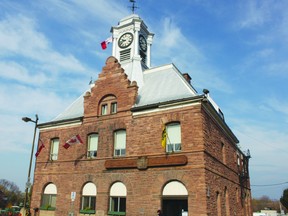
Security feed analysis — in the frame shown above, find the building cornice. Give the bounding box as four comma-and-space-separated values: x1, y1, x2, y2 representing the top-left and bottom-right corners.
38, 117, 83, 131
201, 97, 239, 144
131, 95, 203, 112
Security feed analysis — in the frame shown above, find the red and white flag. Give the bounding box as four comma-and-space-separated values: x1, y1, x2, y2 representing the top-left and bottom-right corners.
35, 139, 45, 157
63, 134, 83, 149
101, 36, 112, 50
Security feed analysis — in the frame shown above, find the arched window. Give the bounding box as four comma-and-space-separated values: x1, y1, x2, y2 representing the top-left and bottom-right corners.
41, 183, 57, 210
87, 134, 98, 158
50, 138, 59, 160
114, 130, 126, 157
80, 182, 97, 213
109, 182, 127, 215
99, 95, 117, 115
165, 122, 181, 153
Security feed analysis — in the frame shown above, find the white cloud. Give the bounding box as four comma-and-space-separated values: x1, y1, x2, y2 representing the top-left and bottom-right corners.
37, 0, 128, 27
152, 17, 233, 94
0, 61, 48, 84
0, 14, 86, 73
0, 84, 72, 118
233, 119, 288, 192
265, 97, 288, 118
265, 61, 288, 77
0, 15, 48, 55
0, 114, 32, 152
234, 1, 288, 46
155, 17, 202, 61
0, 82, 79, 153
73, 0, 128, 23
237, 0, 272, 29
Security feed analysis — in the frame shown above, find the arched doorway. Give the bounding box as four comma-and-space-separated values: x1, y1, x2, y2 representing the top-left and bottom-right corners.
162, 181, 188, 216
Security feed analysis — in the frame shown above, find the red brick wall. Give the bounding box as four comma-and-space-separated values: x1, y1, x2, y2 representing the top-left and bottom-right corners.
31, 57, 251, 216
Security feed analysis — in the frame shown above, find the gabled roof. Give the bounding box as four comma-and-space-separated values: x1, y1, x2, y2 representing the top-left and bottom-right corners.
49, 63, 198, 123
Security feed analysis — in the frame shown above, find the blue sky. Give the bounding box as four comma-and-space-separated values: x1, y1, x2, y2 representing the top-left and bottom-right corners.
0, 0, 287, 200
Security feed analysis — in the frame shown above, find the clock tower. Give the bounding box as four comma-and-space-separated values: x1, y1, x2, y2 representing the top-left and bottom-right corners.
111, 14, 154, 88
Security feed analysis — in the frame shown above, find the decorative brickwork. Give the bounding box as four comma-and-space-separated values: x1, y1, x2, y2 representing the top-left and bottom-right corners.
32, 57, 251, 216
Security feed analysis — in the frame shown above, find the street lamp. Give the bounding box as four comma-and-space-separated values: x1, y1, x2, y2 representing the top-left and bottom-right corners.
22, 114, 39, 214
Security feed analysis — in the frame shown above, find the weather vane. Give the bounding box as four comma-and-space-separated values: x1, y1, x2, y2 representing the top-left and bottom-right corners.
129, 0, 138, 14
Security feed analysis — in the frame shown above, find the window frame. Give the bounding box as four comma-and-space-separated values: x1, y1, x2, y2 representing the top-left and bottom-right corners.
50, 138, 59, 161
40, 183, 57, 210
87, 133, 98, 158
111, 102, 117, 114
101, 104, 108, 115
114, 130, 126, 157
41, 194, 57, 210
165, 122, 182, 153
80, 196, 96, 213
108, 197, 126, 216
99, 95, 118, 116
108, 182, 127, 216
80, 182, 97, 213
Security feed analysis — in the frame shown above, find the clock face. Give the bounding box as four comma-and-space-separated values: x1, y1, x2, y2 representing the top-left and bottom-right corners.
139, 35, 147, 52
118, 33, 133, 48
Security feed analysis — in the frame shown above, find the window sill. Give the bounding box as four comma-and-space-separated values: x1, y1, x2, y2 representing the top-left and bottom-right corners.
39, 206, 56, 211
108, 211, 126, 216
87, 157, 97, 159
80, 210, 96, 214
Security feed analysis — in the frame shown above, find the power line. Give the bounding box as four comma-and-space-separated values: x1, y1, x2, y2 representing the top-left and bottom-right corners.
251, 181, 288, 187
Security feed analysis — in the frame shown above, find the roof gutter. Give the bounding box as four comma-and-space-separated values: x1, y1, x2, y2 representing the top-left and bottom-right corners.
38, 116, 83, 130
131, 95, 204, 112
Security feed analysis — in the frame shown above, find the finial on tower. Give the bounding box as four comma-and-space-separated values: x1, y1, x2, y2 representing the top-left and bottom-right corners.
129, 0, 138, 14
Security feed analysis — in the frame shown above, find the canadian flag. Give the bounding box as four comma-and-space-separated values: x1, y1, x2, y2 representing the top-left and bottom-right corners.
63, 135, 83, 149
35, 139, 45, 157
101, 36, 112, 50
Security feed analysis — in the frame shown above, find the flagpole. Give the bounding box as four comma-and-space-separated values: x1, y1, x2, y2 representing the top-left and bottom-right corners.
22, 114, 39, 215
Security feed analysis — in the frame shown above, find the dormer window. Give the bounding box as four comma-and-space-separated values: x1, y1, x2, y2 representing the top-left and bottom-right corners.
99, 95, 117, 116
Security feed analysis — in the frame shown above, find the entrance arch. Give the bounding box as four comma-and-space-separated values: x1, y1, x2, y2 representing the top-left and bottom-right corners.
162, 181, 188, 216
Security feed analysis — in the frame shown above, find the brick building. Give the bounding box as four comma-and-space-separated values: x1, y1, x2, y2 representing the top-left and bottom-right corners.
31, 14, 252, 216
